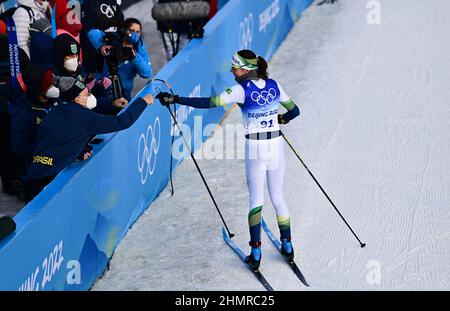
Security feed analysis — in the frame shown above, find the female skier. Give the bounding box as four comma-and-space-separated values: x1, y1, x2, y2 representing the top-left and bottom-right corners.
156, 49, 300, 269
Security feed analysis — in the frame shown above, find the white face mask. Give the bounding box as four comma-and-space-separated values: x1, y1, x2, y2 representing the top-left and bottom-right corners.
86, 94, 97, 110
45, 86, 60, 99
64, 58, 78, 72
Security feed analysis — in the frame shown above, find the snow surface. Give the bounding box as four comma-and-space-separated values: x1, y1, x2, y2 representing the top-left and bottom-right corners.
93, 0, 450, 291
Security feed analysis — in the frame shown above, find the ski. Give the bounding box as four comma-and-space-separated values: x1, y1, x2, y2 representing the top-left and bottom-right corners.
221, 228, 274, 291
261, 218, 310, 287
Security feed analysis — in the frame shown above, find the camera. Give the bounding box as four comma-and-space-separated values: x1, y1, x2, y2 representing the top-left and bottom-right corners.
103, 31, 134, 74
102, 30, 137, 100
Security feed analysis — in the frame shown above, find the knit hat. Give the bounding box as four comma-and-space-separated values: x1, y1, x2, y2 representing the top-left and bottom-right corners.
22, 64, 54, 101
52, 33, 80, 74
57, 76, 86, 101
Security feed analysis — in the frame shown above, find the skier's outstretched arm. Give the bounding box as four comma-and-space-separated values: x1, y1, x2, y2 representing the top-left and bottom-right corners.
156, 84, 245, 108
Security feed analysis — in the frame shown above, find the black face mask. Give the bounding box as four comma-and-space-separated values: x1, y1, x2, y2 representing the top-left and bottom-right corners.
234, 70, 259, 83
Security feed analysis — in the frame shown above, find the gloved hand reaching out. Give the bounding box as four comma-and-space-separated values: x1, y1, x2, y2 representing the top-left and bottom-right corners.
156, 92, 179, 107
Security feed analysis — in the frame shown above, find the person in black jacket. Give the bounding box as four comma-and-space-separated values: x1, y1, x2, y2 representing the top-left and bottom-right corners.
24, 76, 153, 203
80, 0, 124, 75
52, 32, 83, 78
0, 34, 29, 196
10, 64, 58, 193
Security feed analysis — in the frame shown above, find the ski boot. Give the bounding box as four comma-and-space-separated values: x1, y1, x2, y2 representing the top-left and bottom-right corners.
280, 238, 294, 262
245, 241, 261, 270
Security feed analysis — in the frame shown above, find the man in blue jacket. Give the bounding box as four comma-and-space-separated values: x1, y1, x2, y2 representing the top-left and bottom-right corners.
24, 76, 153, 203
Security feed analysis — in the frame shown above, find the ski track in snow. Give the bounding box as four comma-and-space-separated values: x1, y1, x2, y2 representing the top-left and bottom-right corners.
93, 0, 450, 291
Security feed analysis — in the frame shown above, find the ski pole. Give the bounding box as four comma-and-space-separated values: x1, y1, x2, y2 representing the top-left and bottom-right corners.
280, 131, 366, 248
149, 79, 175, 196
152, 79, 235, 238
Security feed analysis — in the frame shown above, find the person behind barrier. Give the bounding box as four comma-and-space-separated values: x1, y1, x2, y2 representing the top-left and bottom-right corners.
28, 9, 53, 66
156, 49, 300, 270
0, 33, 29, 196
0, 32, 16, 195
52, 32, 83, 77
80, 0, 124, 75
48, 0, 84, 78
10, 64, 58, 187
24, 76, 153, 204
116, 18, 152, 100
88, 17, 152, 100
53, 33, 129, 114
12, 0, 51, 59
53, 32, 108, 92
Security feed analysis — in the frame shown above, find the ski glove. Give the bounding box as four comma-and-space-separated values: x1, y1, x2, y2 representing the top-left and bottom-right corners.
278, 106, 300, 124
278, 114, 288, 124
156, 92, 179, 107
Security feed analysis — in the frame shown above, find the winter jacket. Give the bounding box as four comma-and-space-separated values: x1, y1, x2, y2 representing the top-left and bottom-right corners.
10, 94, 50, 161
27, 97, 147, 179
29, 31, 53, 66
11, 63, 54, 172
12, 0, 50, 58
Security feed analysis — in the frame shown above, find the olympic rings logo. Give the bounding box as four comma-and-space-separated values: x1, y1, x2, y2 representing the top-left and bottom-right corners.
250, 88, 277, 106
239, 13, 254, 50
100, 4, 117, 19
138, 117, 161, 185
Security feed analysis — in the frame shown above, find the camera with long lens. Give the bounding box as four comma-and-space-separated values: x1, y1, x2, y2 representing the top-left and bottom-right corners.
103, 31, 134, 75
103, 30, 135, 99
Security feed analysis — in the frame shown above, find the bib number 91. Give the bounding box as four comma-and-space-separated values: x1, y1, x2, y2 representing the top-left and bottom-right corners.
260, 120, 274, 128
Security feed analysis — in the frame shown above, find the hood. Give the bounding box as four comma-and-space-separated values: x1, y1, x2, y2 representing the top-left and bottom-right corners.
22, 64, 52, 102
